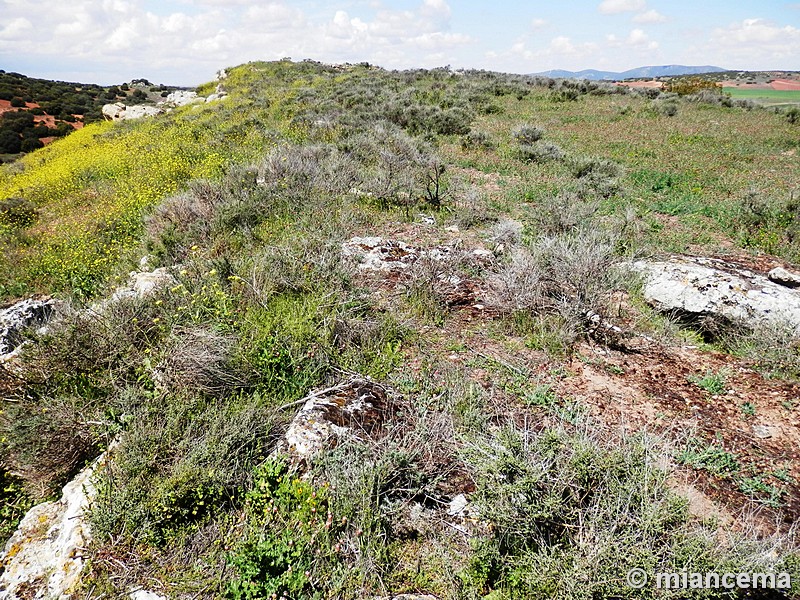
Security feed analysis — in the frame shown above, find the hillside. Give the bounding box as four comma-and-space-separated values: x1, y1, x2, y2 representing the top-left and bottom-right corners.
1, 61, 800, 599
0, 71, 183, 160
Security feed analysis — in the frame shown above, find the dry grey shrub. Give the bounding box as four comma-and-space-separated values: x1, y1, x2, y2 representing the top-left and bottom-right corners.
257, 143, 357, 200
489, 228, 628, 337
451, 185, 494, 228
726, 320, 800, 381
154, 327, 246, 397
345, 122, 451, 211
529, 192, 600, 236
512, 124, 545, 145
241, 236, 353, 303
516, 141, 565, 164
490, 219, 524, 249
145, 179, 225, 259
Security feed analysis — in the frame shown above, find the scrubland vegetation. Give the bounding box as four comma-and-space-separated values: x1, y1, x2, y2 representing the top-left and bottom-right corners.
1, 60, 800, 598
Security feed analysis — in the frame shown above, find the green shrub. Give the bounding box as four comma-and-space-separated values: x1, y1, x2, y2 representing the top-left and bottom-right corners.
0, 469, 32, 545
20, 137, 43, 152
227, 456, 342, 600
460, 424, 789, 598
92, 395, 277, 545
0, 129, 21, 153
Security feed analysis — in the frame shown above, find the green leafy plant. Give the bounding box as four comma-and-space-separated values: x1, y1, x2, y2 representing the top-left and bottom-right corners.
739, 476, 783, 508
227, 456, 341, 600
687, 369, 727, 395
676, 439, 739, 477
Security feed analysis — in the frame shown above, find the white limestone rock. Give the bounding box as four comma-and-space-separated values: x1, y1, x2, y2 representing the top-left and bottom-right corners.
342, 237, 420, 272
123, 105, 163, 120
0, 452, 110, 600
281, 377, 389, 462
101, 102, 127, 121
0, 296, 59, 360
129, 590, 167, 600
102, 103, 162, 121
768, 266, 800, 288
631, 256, 800, 334
161, 90, 204, 107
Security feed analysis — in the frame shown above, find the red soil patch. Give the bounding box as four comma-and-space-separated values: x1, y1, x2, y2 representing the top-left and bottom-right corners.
771, 79, 800, 91
0, 99, 19, 116
559, 340, 800, 527
616, 80, 664, 89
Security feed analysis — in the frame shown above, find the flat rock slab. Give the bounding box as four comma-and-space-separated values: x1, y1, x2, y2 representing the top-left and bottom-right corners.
631, 256, 800, 334
282, 377, 390, 462
341, 237, 490, 309
342, 237, 492, 273
372, 595, 439, 600
342, 237, 423, 272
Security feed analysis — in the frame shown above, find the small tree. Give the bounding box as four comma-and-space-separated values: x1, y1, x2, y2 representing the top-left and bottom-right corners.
20, 137, 43, 152
0, 129, 21, 153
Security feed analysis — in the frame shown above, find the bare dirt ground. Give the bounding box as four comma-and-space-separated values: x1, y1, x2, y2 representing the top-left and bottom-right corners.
720, 77, 800, 91
616, 80, 664, 89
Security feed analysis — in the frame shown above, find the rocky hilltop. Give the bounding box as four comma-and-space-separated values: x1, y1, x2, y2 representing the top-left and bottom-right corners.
0, 60, 799, 599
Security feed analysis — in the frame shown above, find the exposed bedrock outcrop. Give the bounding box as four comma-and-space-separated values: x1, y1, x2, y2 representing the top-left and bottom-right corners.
0, 452, 109, 600
280, 376, 391, 463
0, 296, 59, 362
631, 256, 800, 333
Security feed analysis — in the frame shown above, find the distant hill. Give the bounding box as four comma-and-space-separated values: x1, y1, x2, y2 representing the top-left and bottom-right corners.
0, 71, 182, 159
533, 65, 727, 81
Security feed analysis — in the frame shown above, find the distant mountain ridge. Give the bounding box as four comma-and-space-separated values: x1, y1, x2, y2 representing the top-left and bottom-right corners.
532, 65, 727, 81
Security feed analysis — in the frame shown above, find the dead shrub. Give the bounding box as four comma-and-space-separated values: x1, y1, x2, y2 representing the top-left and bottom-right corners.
154, 327, 247, 398
1, 394, 100, 497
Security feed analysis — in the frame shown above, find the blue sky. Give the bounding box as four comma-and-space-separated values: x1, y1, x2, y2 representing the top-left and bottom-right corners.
0, 0, 798, 85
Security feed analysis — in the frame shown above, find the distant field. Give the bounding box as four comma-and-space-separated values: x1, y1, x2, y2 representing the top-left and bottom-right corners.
723, 87, 800, 105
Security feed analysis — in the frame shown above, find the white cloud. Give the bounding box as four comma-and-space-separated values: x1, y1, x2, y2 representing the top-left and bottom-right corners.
531, 18, 548, 30
0, 0, 471, 84
0, 17, 33, 40
633, 9, 666, 24
598, 0, 646, 15
606, 28, 658, 49
703, 18, 800, 66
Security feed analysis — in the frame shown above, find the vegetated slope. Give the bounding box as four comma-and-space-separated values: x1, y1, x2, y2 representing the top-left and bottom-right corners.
1, 61, 800, 599
0, 71, 179, 159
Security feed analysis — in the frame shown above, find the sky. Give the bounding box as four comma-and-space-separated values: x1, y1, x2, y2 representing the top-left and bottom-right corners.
0, 0, 798, 86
